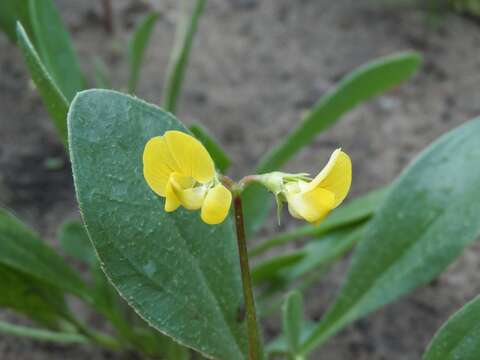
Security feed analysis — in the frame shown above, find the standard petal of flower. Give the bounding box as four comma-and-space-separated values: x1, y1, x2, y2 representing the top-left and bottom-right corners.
164, 181, 181, 212
201, 184, 232, 225
307, 149, 352, 207
143, 136, 178, 196
164, 130, 215, 184
287, 187, 335, 223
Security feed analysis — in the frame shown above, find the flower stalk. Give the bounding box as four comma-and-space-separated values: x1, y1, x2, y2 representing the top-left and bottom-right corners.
233, 195, 262, 360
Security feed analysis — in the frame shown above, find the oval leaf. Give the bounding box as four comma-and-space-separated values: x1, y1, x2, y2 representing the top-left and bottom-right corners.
300, 117, 480, 355
424, 295, 480, 360
68, 89, 247, 360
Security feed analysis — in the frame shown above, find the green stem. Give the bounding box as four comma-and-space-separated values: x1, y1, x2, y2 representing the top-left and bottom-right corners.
65, 314, 123, 351
0, 320, 89, 344
233, 195, 262, 360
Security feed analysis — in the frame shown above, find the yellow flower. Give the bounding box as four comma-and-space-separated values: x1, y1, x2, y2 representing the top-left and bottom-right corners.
143, 130, 232, 225
283, 149, 351, 224
274, 149, 352, 223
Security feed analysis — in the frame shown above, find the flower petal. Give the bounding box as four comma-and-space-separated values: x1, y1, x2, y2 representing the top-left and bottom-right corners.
286, 187, 335, 223
307, 149, 352, 207
143, 136, 178, 196
201, 184, 232, 225
164, 181, 181, 212
164, 130, 215, 184
170, 174, 206, 210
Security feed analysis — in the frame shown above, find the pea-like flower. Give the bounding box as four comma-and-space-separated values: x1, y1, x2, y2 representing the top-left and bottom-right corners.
143, 130, 232, 225
259, 149, 352, 224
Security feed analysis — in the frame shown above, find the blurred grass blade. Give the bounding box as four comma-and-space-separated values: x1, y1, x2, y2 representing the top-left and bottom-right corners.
251, 251, 305, 286
128, 12, 160, 93
256, 226, 364, 310
284, 225, 364, 283
299, 117, 480, 356
257, 52, 422, 172
58, 219, 96, 266
243, 52, 421, 235
282, 291, 304, 356
29, 0, 84, 101
0, 320, 88, 344
0, 263, 68, 327
16, 22, 69, 145
190, 122, 231, 173
94, 57, 112, 89
0, 207, 90, 301
163, 0, 206, 113
423, 295, 480, 360
250, 186, 388, 257
0, 0, 32, 42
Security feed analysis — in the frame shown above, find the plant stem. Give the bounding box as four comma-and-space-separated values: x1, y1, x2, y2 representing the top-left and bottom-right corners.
65, 314, 123, 351
0, 320, 89, 344
233, 195, 262, 360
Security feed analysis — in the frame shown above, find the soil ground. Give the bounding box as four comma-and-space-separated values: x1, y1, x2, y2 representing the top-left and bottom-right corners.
1, 0, 480, 359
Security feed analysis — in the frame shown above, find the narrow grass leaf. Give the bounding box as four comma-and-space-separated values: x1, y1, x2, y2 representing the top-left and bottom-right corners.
29, 0, 84, 101
128, 12, 160, 94
0, 0, 32, 42
16, 22, 69, 145
0, 207, 89, 300
423, 295, 480, 360
163, 0, 206, 113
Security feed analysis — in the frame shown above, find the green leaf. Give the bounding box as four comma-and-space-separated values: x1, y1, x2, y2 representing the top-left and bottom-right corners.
190, 123, 231, 173
0, 264, 67, 327
0, 319, 88, 344
243, 52, 421, 235
284, 225, 364, 283
250, 187, 388, 257
299, 117, 480, 356
0, 208, 89, 300
58, 220, 96, 266
163, 0, 206, 113
266, 322, 315, 357
29, 0, 84, 101
0, 0, 32, 42
423, 295, 480, 360
258, 52, 421, 172
16, 22, 69, 145
282, 291, 304, 356
251, 251, 305, 286
128, 12, 160, 94
68, 89, 248, 360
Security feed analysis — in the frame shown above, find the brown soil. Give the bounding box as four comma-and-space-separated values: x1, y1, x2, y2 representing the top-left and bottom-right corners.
1, 0, 480, 359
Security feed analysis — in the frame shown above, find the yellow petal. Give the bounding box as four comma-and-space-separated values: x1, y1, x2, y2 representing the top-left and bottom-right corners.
164, 130, 215, 184
307, 149, 352, 207
170, 173, 206, 210
286, 187, 335, 223
164, 181, 180, 212
143, 136, 178, 196
201, 184, 232, 225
